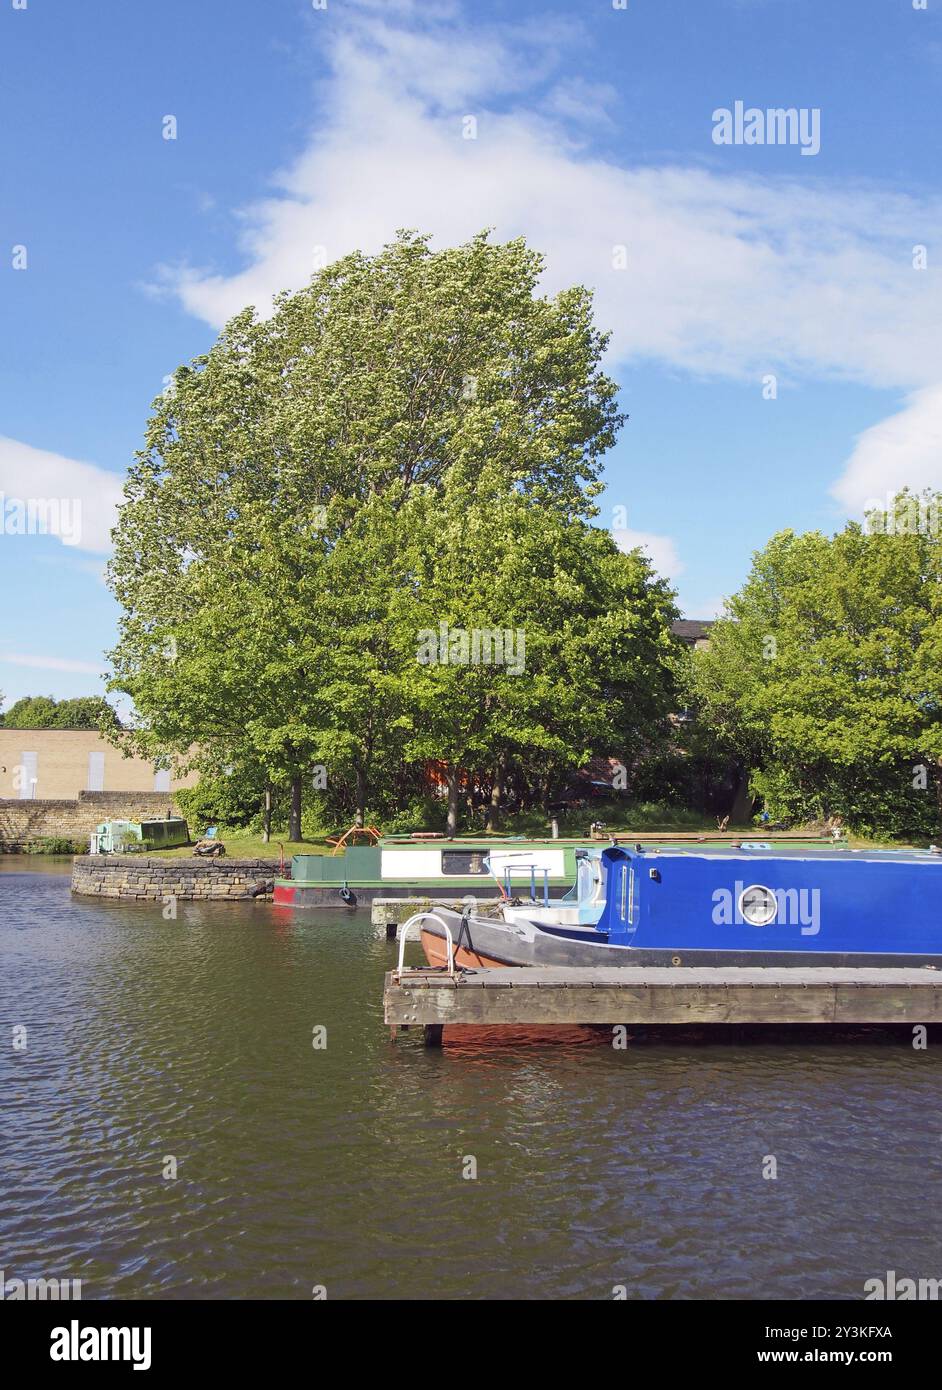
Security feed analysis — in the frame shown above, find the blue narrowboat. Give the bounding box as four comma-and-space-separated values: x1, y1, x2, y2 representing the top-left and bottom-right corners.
418, 843, 942, 970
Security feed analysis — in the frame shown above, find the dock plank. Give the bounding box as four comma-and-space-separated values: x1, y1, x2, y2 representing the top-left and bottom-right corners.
384, 965, 942, 1029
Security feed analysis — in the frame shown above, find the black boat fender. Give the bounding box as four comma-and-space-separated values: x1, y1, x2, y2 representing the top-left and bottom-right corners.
339, 885, 357, 907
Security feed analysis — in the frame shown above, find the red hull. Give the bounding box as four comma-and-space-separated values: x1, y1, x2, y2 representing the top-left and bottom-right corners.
419, 927, 509, 970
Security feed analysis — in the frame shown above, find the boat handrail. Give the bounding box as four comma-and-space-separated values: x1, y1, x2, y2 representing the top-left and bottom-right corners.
481, 853, 551, 906
397, 911, 457, 977
506, 863, 550, 905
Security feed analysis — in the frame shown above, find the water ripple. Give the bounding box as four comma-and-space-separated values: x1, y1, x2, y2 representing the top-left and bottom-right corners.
2, 861, 941, 1299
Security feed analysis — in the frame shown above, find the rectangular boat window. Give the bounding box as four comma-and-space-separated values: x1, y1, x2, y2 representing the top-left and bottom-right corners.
441, 851, 488, 875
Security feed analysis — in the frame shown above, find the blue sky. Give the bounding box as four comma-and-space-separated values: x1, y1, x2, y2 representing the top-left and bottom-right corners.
1, 0, 940, 708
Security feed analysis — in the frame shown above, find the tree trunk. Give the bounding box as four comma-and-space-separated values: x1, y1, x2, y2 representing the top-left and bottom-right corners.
730, 767, 753, 825
289, 775, 303, 842
355, 766, 366, 828
262, 785, 272, 843
446, 767, 460, 838
485, 757, 504, 831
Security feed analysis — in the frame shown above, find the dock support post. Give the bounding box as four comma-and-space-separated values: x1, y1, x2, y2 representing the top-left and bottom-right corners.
423, 1024, 444, 1048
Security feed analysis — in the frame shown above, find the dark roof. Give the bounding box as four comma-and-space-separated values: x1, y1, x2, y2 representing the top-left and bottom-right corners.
671, 619, 716, 642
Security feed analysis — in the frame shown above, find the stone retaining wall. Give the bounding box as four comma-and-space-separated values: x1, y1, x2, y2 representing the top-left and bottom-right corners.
0, 792, 183, 850
71, 854, 281, 901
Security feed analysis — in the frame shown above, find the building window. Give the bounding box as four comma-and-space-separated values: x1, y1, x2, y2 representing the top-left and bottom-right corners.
19, 751, 38, 800
87, 751, 105, 792
153, 768, 171, 793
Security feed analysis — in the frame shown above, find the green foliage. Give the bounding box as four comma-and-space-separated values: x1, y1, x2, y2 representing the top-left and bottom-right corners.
2, 695, 119, 730
26, 836, 83, 854
175, 772, 268, 834
691, 492, 942, 839
495, 798, 708, 837
380, 797, 450, 836
628, 741, 745, 820
3, 696, 57, 728
106, 230, 680, 834
615, 801, 708, 830
396, 481, 679, 828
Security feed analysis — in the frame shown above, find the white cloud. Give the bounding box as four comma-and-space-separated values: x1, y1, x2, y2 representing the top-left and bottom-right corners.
0, 653, 105, 675
544, 77, 618, 129
0, 436, 122, 554
675, 592, 729, 621
160, 11, 942, 398
612, 527, 684, 582
831, 385, 942, 517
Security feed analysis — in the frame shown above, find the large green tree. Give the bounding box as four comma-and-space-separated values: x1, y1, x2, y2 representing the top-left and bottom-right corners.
692, 493, 942, 836
396, 477, 678, 832
107, 231, 677, 836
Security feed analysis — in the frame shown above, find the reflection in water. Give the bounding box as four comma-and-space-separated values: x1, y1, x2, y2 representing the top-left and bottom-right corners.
1, 861, 941, 1300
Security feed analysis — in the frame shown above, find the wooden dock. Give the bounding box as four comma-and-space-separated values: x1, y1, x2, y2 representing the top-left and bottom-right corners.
384, 965, 942, 1044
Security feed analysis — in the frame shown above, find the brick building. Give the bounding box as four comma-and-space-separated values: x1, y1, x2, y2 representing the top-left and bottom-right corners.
0, 728, 196, 800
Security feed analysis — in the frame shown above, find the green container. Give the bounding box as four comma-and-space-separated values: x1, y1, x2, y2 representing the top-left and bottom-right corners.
138, 817, 190, 849
93, 816, 189, 853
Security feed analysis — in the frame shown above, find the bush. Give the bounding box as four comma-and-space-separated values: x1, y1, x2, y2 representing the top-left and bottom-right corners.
378, 797, 449, 835
26, 836, 83, 854
751, 761, 942, 843
176, 776, 265, 834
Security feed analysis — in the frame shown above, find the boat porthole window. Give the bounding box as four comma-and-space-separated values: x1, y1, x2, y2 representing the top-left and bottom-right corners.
738, 884, 778, 927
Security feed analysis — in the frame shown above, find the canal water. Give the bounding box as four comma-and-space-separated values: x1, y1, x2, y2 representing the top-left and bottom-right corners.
2, 859, 941, 1301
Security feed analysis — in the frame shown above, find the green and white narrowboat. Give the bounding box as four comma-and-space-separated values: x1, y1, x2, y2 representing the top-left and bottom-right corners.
273, 836, 588, 909
271, 831, 842, 910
